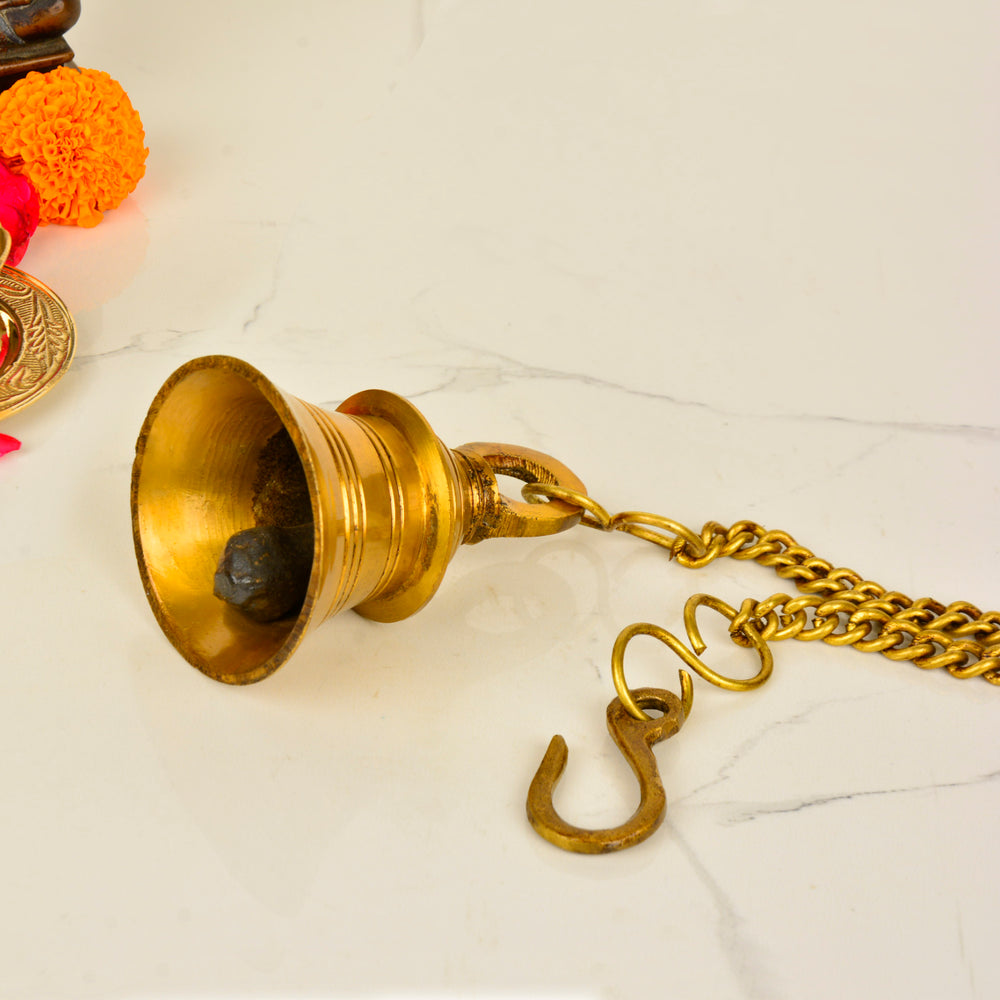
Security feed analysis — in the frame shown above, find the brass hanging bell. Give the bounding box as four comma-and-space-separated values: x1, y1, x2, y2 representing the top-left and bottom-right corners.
131, 355, 586, 684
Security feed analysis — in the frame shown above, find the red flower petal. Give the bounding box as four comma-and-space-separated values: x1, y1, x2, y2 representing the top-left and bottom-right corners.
0, 432, 21, 457
0, 158, 39, 264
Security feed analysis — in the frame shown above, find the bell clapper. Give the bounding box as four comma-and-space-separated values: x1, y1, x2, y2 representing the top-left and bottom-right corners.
213, 523, 313, 623
213, 427, 314, 622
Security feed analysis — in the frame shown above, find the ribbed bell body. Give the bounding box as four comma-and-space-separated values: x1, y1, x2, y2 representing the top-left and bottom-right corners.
131, 356, 584, 683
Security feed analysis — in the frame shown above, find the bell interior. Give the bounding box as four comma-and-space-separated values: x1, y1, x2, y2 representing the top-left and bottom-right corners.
131, 362, 317, 684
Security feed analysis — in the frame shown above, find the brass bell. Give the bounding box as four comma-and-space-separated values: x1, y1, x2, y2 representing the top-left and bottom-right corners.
131, 355, 587, 684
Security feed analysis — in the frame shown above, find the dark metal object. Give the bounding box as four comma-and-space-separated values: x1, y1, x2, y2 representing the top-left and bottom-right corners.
0, 1, 81, 87
214, 523, 314, 623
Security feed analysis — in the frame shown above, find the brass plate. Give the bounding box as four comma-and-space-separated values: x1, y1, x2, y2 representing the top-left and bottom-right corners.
0, 264, 76, 420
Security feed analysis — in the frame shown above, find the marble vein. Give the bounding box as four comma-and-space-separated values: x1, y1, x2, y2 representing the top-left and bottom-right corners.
678, 692, 1000, 826
679, 700, 831, 806
74, 328, 209, 366
410, 0, 426, 59
719, 768, 1000, 826
242, 245, 285, 336
404, 337, 1000, 440
671, 823, 779, 1000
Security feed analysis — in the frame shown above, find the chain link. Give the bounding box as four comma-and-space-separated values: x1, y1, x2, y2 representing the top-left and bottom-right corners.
522, 483, 1000, 686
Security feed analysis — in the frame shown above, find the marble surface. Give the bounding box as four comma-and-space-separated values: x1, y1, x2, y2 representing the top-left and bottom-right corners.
2, 2, 999, 997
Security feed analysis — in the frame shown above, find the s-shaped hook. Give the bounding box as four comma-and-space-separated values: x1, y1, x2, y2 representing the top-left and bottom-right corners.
525, 671, 693, 854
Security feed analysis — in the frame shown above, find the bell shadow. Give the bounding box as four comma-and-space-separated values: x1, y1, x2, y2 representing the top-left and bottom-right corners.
267, 534, 617, 710
125, 535, 613, 912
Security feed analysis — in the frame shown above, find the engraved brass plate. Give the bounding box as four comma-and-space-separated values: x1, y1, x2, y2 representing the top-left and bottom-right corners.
0, 263, 76, 419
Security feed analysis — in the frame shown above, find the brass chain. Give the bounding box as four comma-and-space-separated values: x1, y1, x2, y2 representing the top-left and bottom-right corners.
522, 482, 1000, 687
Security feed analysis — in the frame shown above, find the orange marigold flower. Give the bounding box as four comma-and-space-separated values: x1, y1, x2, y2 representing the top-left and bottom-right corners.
0, 67, 147, 228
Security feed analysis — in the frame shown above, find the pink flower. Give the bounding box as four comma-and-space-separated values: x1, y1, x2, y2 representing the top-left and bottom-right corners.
0, 432, 21, 458
0, 159, 39, 266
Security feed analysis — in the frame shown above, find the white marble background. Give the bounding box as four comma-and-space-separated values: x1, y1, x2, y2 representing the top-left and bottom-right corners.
2, 2, 999, 997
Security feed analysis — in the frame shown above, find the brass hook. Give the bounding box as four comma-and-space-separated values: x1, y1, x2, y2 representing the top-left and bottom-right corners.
526, 674, 692, 854
611, 593, 774, 721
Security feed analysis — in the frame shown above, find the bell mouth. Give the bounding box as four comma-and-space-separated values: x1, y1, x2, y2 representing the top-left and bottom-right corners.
131, 356, 318, 684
